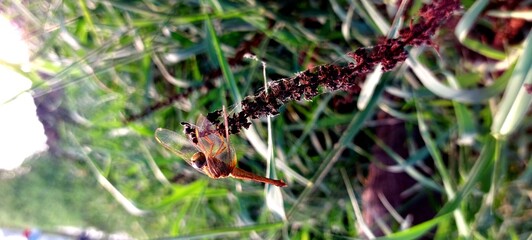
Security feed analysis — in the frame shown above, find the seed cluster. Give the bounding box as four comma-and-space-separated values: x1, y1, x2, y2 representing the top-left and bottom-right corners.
197, 0, 460, 136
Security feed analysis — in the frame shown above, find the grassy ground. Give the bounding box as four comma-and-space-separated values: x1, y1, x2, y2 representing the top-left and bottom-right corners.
0, 0, 530, 239
0, 155, 137, 235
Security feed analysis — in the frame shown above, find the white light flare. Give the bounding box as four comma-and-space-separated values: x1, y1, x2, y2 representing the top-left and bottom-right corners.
0, 15, 48, 170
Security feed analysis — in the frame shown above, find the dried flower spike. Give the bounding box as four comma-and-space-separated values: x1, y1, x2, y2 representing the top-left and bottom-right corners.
197, 0, 459, 135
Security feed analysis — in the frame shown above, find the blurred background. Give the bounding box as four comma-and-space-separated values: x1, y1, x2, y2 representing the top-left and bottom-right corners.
0, 0, 530, 239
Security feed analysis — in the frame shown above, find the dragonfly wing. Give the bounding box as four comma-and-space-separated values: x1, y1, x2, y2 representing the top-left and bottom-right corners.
195, 115, 217, 136
217, 139, 237, 169
155, 128, 204, 171
195, 119, 237, 169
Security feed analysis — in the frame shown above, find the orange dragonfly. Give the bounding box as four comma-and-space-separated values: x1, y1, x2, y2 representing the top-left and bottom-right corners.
155, 116, 286, 187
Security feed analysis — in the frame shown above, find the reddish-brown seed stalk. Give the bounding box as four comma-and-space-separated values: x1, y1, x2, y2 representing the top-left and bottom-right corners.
185, 0, 460, 136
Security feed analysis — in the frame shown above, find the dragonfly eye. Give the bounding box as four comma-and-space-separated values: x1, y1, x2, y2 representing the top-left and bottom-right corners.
190, 152, 207, 169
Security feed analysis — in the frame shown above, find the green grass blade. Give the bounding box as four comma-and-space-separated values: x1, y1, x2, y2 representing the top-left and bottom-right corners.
491, 31, 532, 136
359, 0, 390, 35
377, 214, 450, 240
67, 132, 148, 216
445, 72, 477, 145
486, 10, 532, 20
461, 38, 507, 60
366, 130, 443, 192
438, 136, 496, 216
288, 74, 388, 218
286, 94, 332, 159
454, 0, 507, 60
341, 168, 375, 238
204, 17, 242, 105
406, 49, 510, 103
259, 56, 286, 220
358, 64, 383, 110
455, 0, 489, 42
415, 95, 469, 237
158, 222, 285, 239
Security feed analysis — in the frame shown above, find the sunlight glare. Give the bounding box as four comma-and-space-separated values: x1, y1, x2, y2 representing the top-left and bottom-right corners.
0, 15, 48, 170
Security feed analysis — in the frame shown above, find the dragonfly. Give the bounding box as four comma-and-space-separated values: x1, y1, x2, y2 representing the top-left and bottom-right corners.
155, 116, 287, 187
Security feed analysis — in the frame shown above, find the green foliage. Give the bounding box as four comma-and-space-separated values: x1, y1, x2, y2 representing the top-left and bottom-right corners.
0, 0, 530, 239
0, 155, 135, 234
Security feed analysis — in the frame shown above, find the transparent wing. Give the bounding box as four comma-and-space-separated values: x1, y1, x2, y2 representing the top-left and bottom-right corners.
198, 133, 237, 169
194, 116, 237, 169
195, 115, 216, 137
154, 128, 206, 174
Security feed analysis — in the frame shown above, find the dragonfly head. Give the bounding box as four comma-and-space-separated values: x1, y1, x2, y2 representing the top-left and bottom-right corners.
190, 152, 207, 169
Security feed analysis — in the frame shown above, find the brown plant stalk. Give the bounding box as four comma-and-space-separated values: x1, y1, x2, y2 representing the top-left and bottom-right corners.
182, 0, 460, 139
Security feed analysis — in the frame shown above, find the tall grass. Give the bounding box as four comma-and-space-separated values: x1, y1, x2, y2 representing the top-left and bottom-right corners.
0, 0, 530, 239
